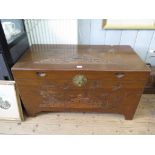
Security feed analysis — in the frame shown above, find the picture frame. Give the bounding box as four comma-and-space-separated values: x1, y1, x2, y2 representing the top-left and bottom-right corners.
102, 19, 155, 29
0, 80, 24, 121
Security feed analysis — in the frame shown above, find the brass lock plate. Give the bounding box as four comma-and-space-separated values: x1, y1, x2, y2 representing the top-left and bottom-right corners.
72, 75, 87, 87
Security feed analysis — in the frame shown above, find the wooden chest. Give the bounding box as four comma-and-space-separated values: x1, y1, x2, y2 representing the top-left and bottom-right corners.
12, 44, 150, 120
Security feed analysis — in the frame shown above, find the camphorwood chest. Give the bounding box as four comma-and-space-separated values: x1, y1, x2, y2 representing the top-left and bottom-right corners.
12, 44, 150, 120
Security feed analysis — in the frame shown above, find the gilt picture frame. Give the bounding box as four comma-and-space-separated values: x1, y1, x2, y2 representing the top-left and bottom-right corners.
103, 19, 155, 29
0, 80, 24, 121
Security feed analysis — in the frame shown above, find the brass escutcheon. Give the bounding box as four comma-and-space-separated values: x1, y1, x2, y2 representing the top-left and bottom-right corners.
73, 75, 87, 87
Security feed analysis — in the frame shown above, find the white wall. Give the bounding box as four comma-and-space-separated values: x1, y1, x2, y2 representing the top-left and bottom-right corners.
78, 19, 155, 66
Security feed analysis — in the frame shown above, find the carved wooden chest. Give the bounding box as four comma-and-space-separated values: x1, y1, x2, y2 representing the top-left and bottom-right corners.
12, 44, 150, 120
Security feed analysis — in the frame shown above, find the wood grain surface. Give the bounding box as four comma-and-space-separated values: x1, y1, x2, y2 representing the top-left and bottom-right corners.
12, 44, 150, 71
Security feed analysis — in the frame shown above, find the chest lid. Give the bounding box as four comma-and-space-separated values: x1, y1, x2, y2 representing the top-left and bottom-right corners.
12, 44, 150, 72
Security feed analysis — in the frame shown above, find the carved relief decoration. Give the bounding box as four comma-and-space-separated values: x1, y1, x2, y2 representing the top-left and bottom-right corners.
39, 80, 124, 109
33, 50, 122, 65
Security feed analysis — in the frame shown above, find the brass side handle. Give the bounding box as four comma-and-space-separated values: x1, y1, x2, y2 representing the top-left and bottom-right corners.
73, 75, 87, 87
115, 72, 125, 78
36, 72, 46, 77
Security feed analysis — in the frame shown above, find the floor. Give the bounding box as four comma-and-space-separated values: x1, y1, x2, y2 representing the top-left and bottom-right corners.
0, 94, 155, 135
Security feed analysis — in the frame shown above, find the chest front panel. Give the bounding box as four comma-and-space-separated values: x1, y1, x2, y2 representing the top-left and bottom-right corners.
14, 70, 146, 116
